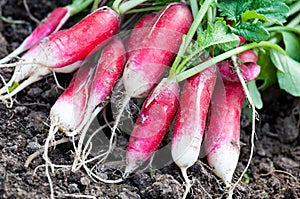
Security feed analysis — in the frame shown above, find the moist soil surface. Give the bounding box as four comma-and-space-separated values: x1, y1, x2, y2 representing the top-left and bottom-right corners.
0, 1, 299, 198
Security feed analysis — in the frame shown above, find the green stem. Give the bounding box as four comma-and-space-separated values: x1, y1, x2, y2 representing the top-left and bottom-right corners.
175, 41, 285, 82
118, 0, 149, 14
267, 26, 300, 35
91, 0, 101, 11
170, 0, 214, 75
287, 13, 300, 27
124, 6, 165, 14
182, 0, 214, 53
289, 0, 300, 16
68, 0, 94, 15
112, 0, 123, 13
190, 0, 199, 19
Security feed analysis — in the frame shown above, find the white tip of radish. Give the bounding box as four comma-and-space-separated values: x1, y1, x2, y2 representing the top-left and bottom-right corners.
207, 145, 239, 187
124, 150, 148, 175
50, 98, 79, 134
172, 134, 201, 169
122, 67, 152, 98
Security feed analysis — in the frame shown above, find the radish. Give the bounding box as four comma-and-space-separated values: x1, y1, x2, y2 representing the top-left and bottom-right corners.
171, 65, 217, 198
204, 57, 261, 193
125, 13, 155, 59
0, 6, 120, 100
70, 36, 126, 173
124, 78, 179, 175
0, 0, 95, 64
50, 36, 125, 136
110, 3, 192, 162
204, 79, 244, 188
218, 50, 260, 83
123, 3, 193, 98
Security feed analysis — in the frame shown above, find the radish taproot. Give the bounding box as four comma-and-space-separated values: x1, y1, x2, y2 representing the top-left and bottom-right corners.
0, 6, 120, 100
70, 36, 126, 173
124, 78, 179, 175
110, 3, 193, 161
0, 0, 95, 64
50, 36, 126, 136
171, 65, 217, 198
204, 57, 261, 191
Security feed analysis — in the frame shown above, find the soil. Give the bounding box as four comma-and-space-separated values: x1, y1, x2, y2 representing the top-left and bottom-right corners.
0, 1, 299, 199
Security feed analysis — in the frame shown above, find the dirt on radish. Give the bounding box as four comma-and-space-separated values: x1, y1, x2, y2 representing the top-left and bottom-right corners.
0, 0, 299, 199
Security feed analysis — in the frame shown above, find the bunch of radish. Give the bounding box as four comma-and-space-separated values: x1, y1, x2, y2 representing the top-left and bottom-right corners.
0, 0, 292, 198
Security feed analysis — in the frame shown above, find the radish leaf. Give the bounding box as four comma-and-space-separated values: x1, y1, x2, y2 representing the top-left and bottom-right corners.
270, 49, 300, 96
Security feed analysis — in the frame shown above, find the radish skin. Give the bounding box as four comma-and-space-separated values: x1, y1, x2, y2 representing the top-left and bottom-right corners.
50, 60, 95, 133
125, 78, 179, 174
125, 13, 155, 59
0, 6, 120, 99
87, 37, 126, 110
204, 57, 261, 190
0, 7, 70, 64
109, 3, 192, 167
123, 3, 193, 98
171, 65, 217, 198
204, 81, 244, 187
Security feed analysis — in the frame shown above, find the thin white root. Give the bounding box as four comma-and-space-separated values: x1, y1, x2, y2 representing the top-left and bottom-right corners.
25, 137, 73, 168
52, 71, 66, 91
229, 55, 257, 195
107, 95, 131, 157
43, 123, 58, 199
83, 163, 123, 184
61, 194, 96, 199
71, 106, 103, 171
0, 74, 14, 108
1, 66, 50, 99
181, 167, 192, 199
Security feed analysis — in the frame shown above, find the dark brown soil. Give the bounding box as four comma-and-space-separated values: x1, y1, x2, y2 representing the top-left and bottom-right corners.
0, 1, 299, 199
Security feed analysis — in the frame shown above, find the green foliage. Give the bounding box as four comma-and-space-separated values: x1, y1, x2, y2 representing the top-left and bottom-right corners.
217, 0, 289, 42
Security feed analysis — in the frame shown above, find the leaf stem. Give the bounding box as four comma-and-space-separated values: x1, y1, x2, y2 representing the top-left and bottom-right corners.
170, 0, 214, 74
289, 0, 300, 16
68, 0, 94, 15
267, 26, 300, 35
175, 41, 285, 82
118, 0, 149, 14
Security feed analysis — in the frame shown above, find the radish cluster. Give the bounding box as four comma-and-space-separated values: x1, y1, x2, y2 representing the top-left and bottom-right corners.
0, 2, 263, 199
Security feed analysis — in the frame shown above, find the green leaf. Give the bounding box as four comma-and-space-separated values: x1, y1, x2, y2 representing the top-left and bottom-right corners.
270, 49, 300, 96
254, 0, 290, 24
256, 49, 277, 90
232, 21, 270, 42
217, 0, 251, 22
217, 0, 289, 24
282, 31, 300, 62
242, 10, 268, 22
8, 81, 19, 93
197, 20, 240, 51
247, 80, 263, 109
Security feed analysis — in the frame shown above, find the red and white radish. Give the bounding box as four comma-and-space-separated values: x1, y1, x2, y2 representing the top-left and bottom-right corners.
123, 3, 193, 98
70, 36, 126, 172
125, 13, 155, 59
111, 3, 193, 163
0, 6, 120, 100
0, 7, 70, 64
125, 78, 179, 174
218, 50, 260, 83
171, 65, 217, 198
204, 79, 244, 187
0, 0, 96, 64
204, 56, 261, 190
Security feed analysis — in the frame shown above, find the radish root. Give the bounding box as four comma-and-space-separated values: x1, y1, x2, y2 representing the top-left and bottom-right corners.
228, 55, 257, 197
181, 167, 192, 199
